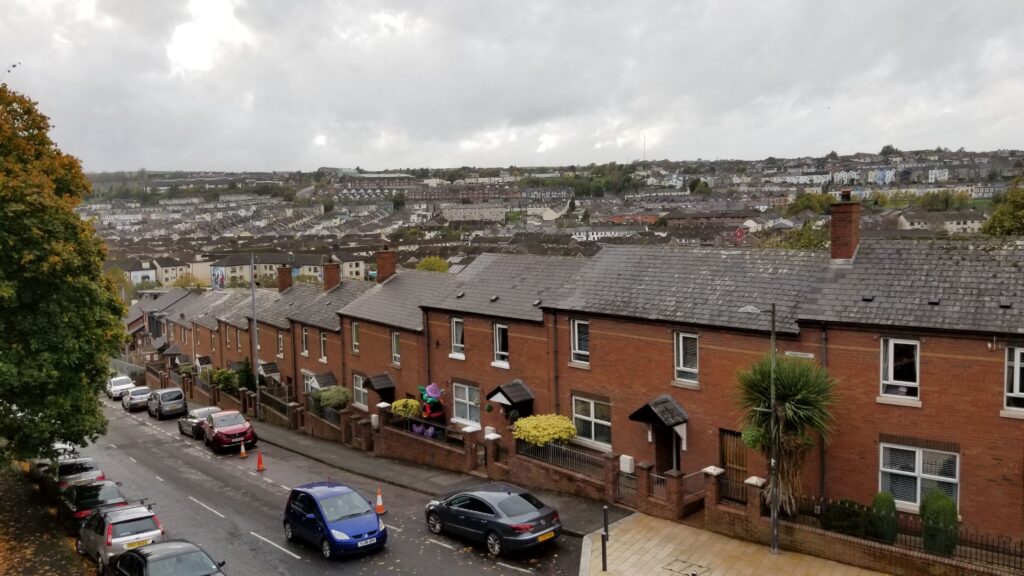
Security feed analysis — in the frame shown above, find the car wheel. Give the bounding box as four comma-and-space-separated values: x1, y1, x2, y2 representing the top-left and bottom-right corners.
74, 538, 85, 556
486, 532, 503, 557
320, 538, 332, 560
284, 521, 295, 541
427, 512, 443, 534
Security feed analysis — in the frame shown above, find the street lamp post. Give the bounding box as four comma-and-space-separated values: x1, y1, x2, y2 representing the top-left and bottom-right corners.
250, 252, 260, 419
741, 303, 779, 554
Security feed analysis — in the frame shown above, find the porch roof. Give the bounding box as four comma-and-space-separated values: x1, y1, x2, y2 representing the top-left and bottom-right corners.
486, 379, 534, 406
312, 372, 337, 388
628, 394, 688, 427
367, 373, 395, 392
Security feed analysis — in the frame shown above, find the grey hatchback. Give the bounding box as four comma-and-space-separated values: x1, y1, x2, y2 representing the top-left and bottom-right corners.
177, 406, 221, 439
121, 386, 151, 412
147, 387, 187, 420
77, 503, 164, 573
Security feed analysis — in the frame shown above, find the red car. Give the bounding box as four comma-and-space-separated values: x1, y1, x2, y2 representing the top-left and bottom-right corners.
200, 410, 257, 453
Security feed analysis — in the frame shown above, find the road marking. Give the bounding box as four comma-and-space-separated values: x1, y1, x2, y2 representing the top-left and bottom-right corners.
108, 443, 117, 448
427, 538, 455, 550
127, 457, 137, 463
497, 562, 532, 574
188, 496, 225, 518
248, 472, 257, 477
262, 477, 273, 483
250, 532, 301, 560
155, 475, 164, 482
385, 524, 402, 532
279, 484, 290, 491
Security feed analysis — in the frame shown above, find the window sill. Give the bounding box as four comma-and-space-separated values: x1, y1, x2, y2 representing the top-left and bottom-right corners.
571, 438, 611, 453
300, 352, 309, 358
894, 501, 919, 514
1000, 409, 1024, 420
451, 417, 481, 429
567, 361, 591, 371
491, 361, 510, 370
276, 354, 284, 360
391, 362, 401, 369
876, 395, 922, 408
671, 379, 700, 390
318, 357, 327, 364
351, 349, 360, 356
351, 402, 368, 412
448, 353, 465, 361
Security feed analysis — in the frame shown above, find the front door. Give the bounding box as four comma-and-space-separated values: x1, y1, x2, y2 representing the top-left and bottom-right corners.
653, 425, 679, 473
719, 429, 747, 503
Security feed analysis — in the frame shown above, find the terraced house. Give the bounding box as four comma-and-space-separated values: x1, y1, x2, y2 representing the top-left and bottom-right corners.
132, 195, 1024, 538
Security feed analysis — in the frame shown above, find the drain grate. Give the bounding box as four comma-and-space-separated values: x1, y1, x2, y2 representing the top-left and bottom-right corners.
662, 558, 710, 575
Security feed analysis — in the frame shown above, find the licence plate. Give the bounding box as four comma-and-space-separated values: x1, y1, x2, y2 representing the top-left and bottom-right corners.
537, 531, 554, 542
126, 539, 151, 549
228, 438, 241, 443
357, 537, 377, 547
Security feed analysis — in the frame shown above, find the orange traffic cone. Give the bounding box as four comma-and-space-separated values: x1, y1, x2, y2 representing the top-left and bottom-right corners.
239, 442, 248, 459
374, 487, 386, 515
256, 450, 265, 472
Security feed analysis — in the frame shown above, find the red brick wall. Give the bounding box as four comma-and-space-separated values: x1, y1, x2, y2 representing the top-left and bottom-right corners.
374, 424, 471, 473
818, 325, 1024, 536
217, 321, 249, 370
192, 324, 217, 366
255, 320, 294, 396
341, 318, 426, 414
291, 321, 342, 405
426, 311, 552, 433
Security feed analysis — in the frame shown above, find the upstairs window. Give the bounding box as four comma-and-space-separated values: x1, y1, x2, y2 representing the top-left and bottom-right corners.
277, 331, 284, 356
391, 331, 401, 365
674, 333, 699, 383
319, 330, 327, 362
571, 319, 590, 364
1007, 347, 1024, 410
301, 327, 309, 355
493, 324, 509, 366
881, 338, 919, 398
351, 322, 360, 353
236, 328, 241, 352
451, 318, 465, 356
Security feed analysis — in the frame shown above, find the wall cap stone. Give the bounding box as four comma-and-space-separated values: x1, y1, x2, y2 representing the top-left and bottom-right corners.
744, 476, 767, 487
702, 466, 725, 476
484, 433, 502, 441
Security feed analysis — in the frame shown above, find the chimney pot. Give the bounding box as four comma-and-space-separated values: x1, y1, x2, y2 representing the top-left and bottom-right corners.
277, 266, 293, 292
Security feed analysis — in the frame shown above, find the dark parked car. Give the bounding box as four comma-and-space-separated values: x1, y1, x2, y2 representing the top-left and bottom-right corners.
283, 482, 387, 559
424, 482, 561, 557
57, 480, 126, 533
146, 387, 187, 420
106, 539, 225, 576
177, 406, 221, 439
199, 410, 257, 453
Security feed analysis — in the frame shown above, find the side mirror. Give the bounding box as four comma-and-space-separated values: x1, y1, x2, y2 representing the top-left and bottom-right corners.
367, 500, 374, 507
305, 513, 316, 521
115, 481, 123, 487
217, 560, 226, 567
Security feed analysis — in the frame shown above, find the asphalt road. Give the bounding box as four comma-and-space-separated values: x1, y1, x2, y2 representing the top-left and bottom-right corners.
78, 398, 581, 576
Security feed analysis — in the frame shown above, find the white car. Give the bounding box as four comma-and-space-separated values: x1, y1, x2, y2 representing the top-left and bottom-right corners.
107, 376, 135, 400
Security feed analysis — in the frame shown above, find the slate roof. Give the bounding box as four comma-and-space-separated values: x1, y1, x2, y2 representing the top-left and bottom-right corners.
339, 270, 459, 332
209, 253, 325, 267
139, 288, 190, 313
629, 394, 689, 426
548, 245, 826, 334
428, 254, 588, 322
486, 379, 534, 404
285, 281, 373, 331
801, 238, 1024, 334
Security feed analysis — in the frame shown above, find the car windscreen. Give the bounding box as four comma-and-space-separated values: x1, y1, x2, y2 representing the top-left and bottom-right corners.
147, 550, 218, 576
130, 388, 151, 397
213, 413, 246, 427
112, 516, 158, 538
77, 483, 121, 506
497, 493, 545, 517
58, 461, 96, 476
319, 492, 372, 523
162, 390, 183, 401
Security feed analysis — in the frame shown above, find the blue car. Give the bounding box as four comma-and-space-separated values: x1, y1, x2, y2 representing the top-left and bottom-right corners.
283, 482, 387, 560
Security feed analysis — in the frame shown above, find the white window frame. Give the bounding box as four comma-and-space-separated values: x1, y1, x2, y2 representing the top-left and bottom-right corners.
572, 396, 611, 449
236, 328, 241, 352
226, 327, 231, 349
319, 330, 327, 363
301, 327, 309, 356
880, 338, 920, 398
879, 443, 959, 512
277, 331, 284, 357
673, 332, 699, 383
1005, 347, 1024, 411
450, 317, 465, 359
571, 319, 590, 365
391, 331, 401, 365
256, 325, 261, 350
302, 370, 316, 393
352, 374, 368, 410
492, 323, 509, 367
452, 382, 481, 426
351, 322, 360, 353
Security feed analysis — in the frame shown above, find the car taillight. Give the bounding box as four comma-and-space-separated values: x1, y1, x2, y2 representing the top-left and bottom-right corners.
154, 516, 164, 535
552, 512, 560, 524
95, 473, 105, 481
58, 481, 69, 489
509, 523, 534, 533
105, 525, 113, 546
74, 509, 93, 519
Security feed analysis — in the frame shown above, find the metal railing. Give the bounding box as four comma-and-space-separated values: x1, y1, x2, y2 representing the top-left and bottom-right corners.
514, 439, 604, 479
719, 478, 747, 505
616, 472, 638, 508
382, 409, 464, 447
493, 443, 509, 465
110, 358, 146, 382
260, 390, 289, 416
322, 406, 341, 425
649, 473, 668, 499
683, 471, 706, 497
787, 495, 1024, 572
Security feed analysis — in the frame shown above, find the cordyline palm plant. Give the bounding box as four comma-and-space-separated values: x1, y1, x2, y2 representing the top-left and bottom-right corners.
737, 356, 837, 515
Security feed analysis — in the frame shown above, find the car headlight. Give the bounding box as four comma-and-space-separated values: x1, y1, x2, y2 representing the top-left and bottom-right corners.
379, 518, 386, 531
425, 500, 438, 511
331, 530, 350, 540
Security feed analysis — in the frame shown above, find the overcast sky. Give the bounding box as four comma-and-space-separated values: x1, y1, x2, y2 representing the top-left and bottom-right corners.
3, 0, 1023, 172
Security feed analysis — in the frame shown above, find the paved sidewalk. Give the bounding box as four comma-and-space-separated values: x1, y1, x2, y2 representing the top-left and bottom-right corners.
255, 420, 630, 537
580, 513, 885, 576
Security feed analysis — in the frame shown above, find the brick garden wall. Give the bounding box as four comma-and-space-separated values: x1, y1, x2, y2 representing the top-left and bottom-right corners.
374, 424, 472, 474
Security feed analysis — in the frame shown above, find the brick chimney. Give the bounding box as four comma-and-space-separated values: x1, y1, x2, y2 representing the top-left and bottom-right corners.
375, 246, 397, 283
323, 262, 341, 291
277, 266, 293, 292
830, 189, 861, 264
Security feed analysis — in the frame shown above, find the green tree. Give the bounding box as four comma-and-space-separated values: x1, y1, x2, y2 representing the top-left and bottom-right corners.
760, 222, 830, 249
0, 86, 126, 459
880, 144, 900, 157
415, 256, 449, 272
982, 182, 1024, 236
785, 193, 835, 216
321, 198, 335, 214
737, 356, 837, 515
392, 191, 406, 211
135, 279, 161, 292
825, 150, 839, 161
172, 273, 203, 288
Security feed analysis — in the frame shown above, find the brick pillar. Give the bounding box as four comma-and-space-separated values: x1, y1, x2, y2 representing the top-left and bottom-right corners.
463, 429, 482, 472
702, 466, 725, 529
340, 409, 353, 444
744, 476, 766, 525
665, 469, 684, 517
636, 462, 653, 511
287, 402, 301, 430
210, 386, 220, 405
602, 453, 619, 504
239, 387, 249, 414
